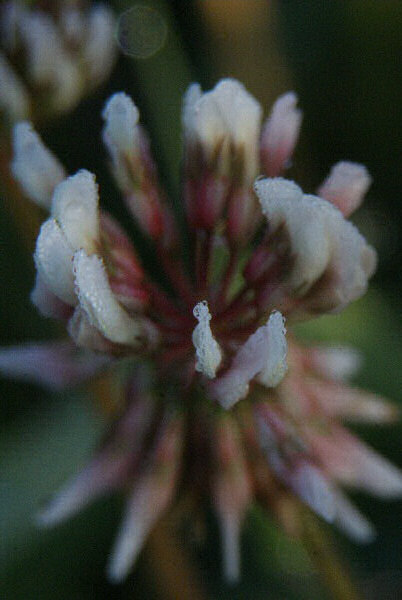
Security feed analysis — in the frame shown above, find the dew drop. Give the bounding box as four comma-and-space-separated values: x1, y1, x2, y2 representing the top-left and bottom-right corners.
116, 5, 168, 59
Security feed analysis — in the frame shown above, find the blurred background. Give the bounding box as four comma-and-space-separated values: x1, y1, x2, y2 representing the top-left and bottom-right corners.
1, 1, 401, 598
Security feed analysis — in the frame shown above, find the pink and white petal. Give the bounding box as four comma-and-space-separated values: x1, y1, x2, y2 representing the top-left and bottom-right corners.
317, 161, 371, 217
0, 340, 109, 390
307, 380, 399, 424
309, 426, 402, 498
67, 307, 116, 353
107, 413, 183, 582
34, 218, 76, 305
260, 92, 302, 177
210, 311, 287, 409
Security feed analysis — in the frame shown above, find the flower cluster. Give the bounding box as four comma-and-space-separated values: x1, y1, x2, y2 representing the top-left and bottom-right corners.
2, 78, 401, 583
0, 0, 116, 126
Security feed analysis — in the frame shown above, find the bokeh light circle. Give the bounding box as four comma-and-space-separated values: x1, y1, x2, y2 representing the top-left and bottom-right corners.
116, 5, 168, 59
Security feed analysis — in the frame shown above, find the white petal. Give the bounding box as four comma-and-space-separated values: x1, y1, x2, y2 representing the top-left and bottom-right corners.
192, 301, 222, 378
183, 78, 262, 179
0, 53, 30, 122
34, 219, 76, 305
51, 170, 99, 252
257, 311, 288, 387
102, 92, 140, 157
30, 273, 71, 320
254, 177, 377, 303
318, 161, 371, 217
11, 122, 66, 209
73, 250, 149, 347
210, 311, 287, 409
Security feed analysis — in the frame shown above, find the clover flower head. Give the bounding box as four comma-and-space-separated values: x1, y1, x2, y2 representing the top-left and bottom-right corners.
0, 0, 116, 126
2, 78, 401, 584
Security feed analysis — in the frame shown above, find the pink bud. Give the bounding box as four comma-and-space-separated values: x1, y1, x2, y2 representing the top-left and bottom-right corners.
260, 92, 302, 177
317, 161, 372, 217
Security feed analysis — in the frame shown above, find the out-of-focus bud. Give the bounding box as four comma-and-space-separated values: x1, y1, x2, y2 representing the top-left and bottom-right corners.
212, 416, 252, 583
107, 412, 183, 583
102, 92, 175, 245
260, 92, 302, 177
11, 121, 66, 209
0, 1, 117, 125
317, 161, 372, 217
0, 53, 30, 123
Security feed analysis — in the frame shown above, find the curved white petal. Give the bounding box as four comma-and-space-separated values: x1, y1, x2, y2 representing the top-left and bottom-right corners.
73, 250, 150, 347
51, 170, 99, 252
34, 219, 76, 305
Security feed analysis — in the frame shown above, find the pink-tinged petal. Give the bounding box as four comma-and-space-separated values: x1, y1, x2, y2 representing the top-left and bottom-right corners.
307, 345, 362, 382
306, 379, 399, 424
0, 340, 110, 390
212, 416, 252, 583
11, 121, 66, 208
67, 307, 116, 353
210, 311, 287, 409
30, 273, 73, 320
256, 404, 335, 522
100, 212, 144, 282
308, 426, 402, 498
34, 218, 76, 305
107, 413, 183, 583
317, 161, 371, 217
37, 392, 155, 526
333, 489, 376, 543
260, 92, 302, 177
